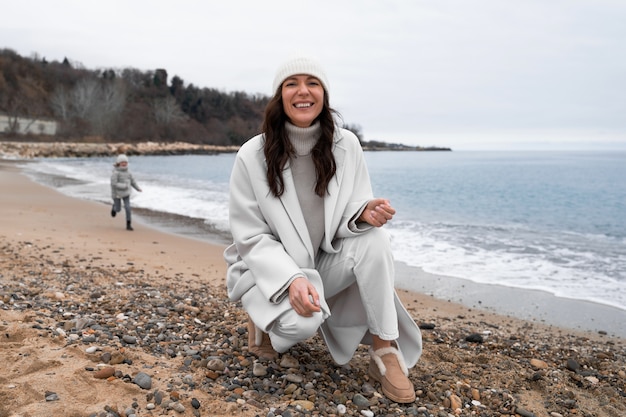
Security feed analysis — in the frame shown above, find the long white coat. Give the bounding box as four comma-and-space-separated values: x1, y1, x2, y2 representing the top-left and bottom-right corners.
224, 127, 422, 366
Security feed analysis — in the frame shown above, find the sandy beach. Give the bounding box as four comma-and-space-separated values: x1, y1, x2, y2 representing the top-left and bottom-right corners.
1, 160, 625, 417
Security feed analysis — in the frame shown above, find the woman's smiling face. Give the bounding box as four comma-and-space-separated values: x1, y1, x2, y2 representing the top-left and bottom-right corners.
281, 74, 325, 127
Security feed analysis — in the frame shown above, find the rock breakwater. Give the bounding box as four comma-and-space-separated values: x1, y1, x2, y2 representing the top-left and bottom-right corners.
0, 141, 239, 159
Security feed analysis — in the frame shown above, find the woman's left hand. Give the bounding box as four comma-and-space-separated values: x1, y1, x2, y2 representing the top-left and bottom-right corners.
359, 198, 396, 227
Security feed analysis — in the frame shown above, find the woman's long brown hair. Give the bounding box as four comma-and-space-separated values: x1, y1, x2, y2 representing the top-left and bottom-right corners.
262, 89, 337, 197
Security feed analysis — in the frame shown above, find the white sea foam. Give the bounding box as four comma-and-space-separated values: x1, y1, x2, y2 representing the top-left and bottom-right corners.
387, 220, 626, 311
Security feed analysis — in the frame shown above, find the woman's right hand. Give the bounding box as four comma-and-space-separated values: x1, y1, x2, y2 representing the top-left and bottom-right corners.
288, 277, 321, 317
358, 198, 396, 227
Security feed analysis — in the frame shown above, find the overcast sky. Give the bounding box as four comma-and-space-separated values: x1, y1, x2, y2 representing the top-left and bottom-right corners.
2, 0, 625, 150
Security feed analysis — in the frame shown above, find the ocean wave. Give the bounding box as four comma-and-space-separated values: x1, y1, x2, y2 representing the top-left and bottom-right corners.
387, 220, 626, 311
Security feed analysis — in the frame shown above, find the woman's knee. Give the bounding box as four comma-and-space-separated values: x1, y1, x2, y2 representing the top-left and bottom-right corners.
354, 227, 392, 257
271, 310, 324, 341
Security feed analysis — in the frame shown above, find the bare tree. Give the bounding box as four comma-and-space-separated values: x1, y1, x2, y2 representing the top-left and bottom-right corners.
343, 123, 364, 142
100, 80, 126, 114
53, 78, 128, 138
71, 78, 100, 120
50, 87, 71, 120
152, 95, 185, 126
92, 79, 126, 136
3, 94, 30, 134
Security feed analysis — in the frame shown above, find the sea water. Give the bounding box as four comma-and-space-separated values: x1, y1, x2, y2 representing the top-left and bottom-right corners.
19, 150, 626, 313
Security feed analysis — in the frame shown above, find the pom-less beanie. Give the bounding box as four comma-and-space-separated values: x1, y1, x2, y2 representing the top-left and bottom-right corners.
116, 154, 128, 164
272, 56, 330, 95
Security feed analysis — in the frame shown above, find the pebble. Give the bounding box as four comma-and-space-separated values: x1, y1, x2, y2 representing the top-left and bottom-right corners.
154, 390, 164, 405
93, 367, 115, 379
133, 372, 152, 390
465, 333, 484, 343
566, 358, 580, 372
205, 370, 219, 379
279, 355, 299, 368
44, 391, 59, 401
207, 358, 225, 371
516, 407, 537, 417
82, 334, 97, 343
352, 393, 370, 407
450, 394, 462, 410
170, 402, 185, 412
285, 373, 303, 383
530, 358, 549, 369
109, 352, 125, 365
291, 400, 314, 410
361, 382, 376, 395
100, 352, 112, 363
471, 387, 480, 400
253, 362, 267, 376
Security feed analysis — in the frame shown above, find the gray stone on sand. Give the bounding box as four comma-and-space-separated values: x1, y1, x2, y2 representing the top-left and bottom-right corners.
133, 372, 152, 389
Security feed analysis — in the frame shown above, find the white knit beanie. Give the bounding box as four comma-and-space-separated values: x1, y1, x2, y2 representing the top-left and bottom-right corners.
116, 154, 128, 164
272, 55, 330, 95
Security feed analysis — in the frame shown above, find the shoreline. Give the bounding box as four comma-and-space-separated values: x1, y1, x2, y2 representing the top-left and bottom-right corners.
6, 158, 625, 339
394, 262, 626, 339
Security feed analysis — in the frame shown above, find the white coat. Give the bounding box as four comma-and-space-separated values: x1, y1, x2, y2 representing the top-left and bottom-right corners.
224, 127, 422, 366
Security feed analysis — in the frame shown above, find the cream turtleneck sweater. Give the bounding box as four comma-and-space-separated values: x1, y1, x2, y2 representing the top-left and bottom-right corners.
285, 122, 325, 256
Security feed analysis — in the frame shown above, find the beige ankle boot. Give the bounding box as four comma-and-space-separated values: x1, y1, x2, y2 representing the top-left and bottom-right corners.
247, 317, 278, 360
368, 345, 416, 403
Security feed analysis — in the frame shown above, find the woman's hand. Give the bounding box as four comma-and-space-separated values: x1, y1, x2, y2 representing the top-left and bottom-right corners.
288, 277, 321, 317
359, 198, 396, 227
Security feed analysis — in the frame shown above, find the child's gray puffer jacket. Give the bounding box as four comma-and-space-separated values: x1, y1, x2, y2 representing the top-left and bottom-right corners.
110, 165, 140, 199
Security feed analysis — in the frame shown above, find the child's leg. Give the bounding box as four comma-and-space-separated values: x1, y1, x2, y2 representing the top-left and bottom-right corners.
112, 198, 121, 217
122, 196, 131, 222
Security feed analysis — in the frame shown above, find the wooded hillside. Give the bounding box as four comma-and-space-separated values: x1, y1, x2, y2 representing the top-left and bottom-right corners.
0, 48, 270, 146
